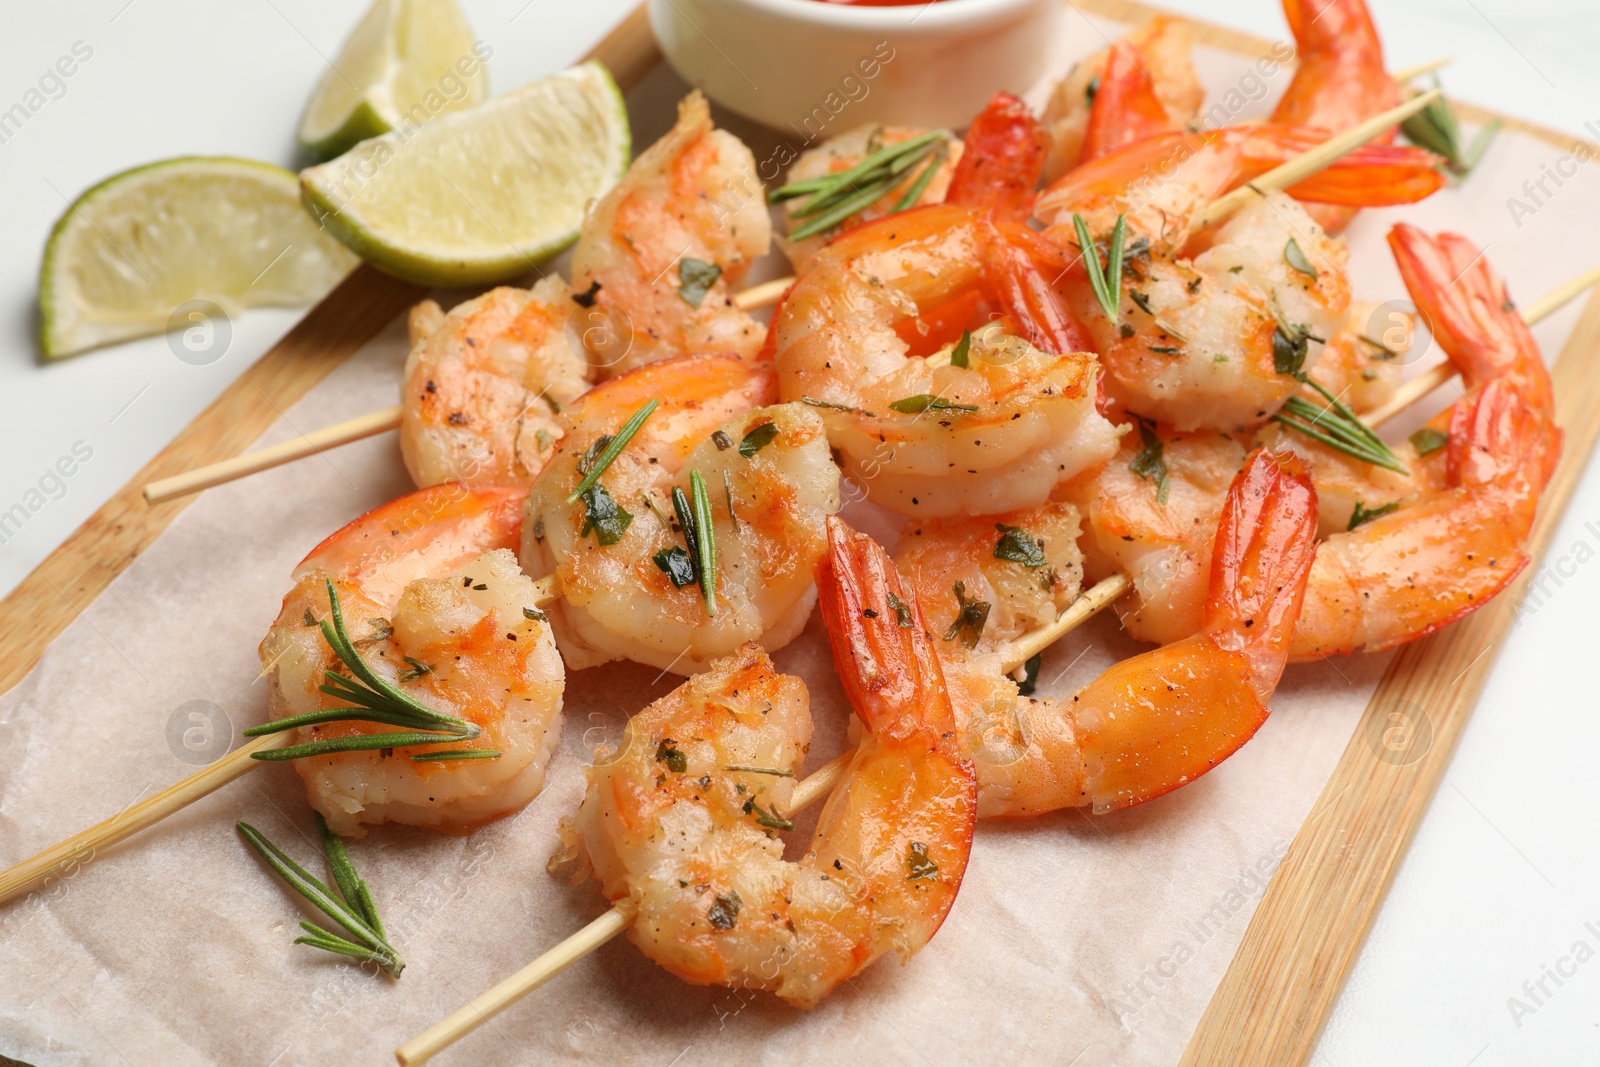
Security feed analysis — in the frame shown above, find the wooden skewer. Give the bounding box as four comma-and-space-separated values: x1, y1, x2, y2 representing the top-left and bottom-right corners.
393, 571, 1131, 1065
1364, 265, 1600, 427
1196, 89, 1443, 230
143, 405, 404, 506
0, 574, 566, 908
1390, 57, 1453, 83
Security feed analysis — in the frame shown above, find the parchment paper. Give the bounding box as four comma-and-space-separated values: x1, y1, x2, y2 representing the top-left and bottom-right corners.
4, 10, 1599, 1065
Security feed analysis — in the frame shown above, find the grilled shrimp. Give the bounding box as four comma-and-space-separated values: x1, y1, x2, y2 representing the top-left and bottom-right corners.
399, 280, 593, 488
825, 451, 1317, 816
1270, 0, 1402, 233
571, 91, 771, 377
259, 485, 565, 837
521, 353, 841, 674
561, 624, 975, 1006
1041, 15, 1205, 180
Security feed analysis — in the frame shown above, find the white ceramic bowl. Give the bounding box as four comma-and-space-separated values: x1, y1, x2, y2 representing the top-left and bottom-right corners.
647, 0, 1063, 133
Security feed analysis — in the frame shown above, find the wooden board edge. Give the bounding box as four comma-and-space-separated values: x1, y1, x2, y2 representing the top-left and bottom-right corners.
1179, 285, 1600, 1065
1074, 0, 1594, 155
0, 6, 662, 698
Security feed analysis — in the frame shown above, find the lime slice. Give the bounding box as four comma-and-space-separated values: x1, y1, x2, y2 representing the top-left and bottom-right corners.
301, 60, 630, 287
39, 157, 358, 360
297, 0, 487, 162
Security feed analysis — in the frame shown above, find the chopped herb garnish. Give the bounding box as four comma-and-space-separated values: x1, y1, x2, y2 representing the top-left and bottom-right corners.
742, 797, 794, 831
656, 739, 688, 774
580, 484, 633, 545
1272, 321, 1313, 377
711, 429, 733, 451
1128, 289, 1155, 316
1410, 426, 1450, 456
1017, 653, 1042, 697
725, 764, 795, 777
800, 395, 875, 416
302, 608, 318, 627
886, 590, 915, 628
722, 469, 740, 529
1149, 345, 1182, 355
1348, 500, 1401, 530
238, 814, 403, 977
523, 605, 547, 623
245, 581, 484, 762
943, 581, 991, 649
677, 257, 722, 308
689, 470, 717, 617
398, 656, 433, 683
566, 400, 658, 504
888, 394, 979, 415
738, 422, 779, 458
1285, 238, 1318, 279
354, 618, 393, 648
708, 890, 742, 929
571, 280, 601, 308
906, 842, 938, 881
653, 545, 698, 588
949, 329, 972, 369
1129, 419, 1170, 504
1073, 212, 1126, 323
411, 749, 502, 762
994, 524, 1047, 568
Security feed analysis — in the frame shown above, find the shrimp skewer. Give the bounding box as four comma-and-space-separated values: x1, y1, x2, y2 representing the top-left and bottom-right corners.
145, 99, 1446, 505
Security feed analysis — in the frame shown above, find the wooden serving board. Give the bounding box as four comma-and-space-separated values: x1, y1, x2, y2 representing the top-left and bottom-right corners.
2, 2, 1595, 1064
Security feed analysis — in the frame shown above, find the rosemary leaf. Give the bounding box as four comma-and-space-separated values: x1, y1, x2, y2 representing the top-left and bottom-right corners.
949, 329, 972, 369
1074, 213, 1119, 323
690, 470, 718, 617
800, 395, 875, 416
890, 141, 948, 213
888, 394, 979, 415
567, 400, 658, 504
1348, 500, 1401, 530
410, 749, 501, 762
254, 730, 483, 762
725, 764, 796, 778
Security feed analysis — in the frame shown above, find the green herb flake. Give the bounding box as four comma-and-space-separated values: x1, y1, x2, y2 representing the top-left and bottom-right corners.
398, 656, 433, 683
800, 395, 875, 416
906, 842, 939, 881
711, 429, 733, 451
689, 470, 718, 617
523, 605, 547, 623
949, 329, 972, 368
738, 422, 779, 458
656, 739, 688, 774
886, 590, 915, 629
677, 257, 722, 308
725, 764, 795, 778
1017, 654, 1042, 697
1272, 322, 1311, 377
994, 524, 1047, 568
741, 797, 795, 831
1410, 426, 1450, 456
1285, 238, 1318, 280
302, 609, 318, 627
708, 890, 742, 929
943, 581, 991, 649
888, 394, 979, 415
1348, 500, 1401, 530
653, 545, 698, 588
1129, 420, 1171, 505
580, 484, 634, 546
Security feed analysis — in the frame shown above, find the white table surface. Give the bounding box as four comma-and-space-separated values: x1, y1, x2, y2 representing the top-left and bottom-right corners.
3, 2, 1597, 1064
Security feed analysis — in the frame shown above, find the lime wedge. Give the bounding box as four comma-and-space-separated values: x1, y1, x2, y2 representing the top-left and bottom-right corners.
300, 61, 630, 287
39, 157, 358, 360
297, 0, 488, 162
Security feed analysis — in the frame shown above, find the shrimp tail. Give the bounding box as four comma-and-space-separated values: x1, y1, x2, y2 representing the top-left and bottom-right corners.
1074, 448, 1316, 811
1202, 448, 1319, 700
1271, 131, 1446, 206
1388, 224, 1556, 417
816, 515, 959, 743
1274, 0, 1398, 132
1082, 33, 1174, 162
944, 92, 1048, 226
1448, 378, 1560, 498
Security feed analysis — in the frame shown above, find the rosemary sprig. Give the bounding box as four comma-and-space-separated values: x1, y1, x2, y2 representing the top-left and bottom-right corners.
246, 581, 498, 763
1073, 212, 1127, 323
771, 130, 951, 241
567, 399, 658, 503
689, 470, 717, 617
1400, 78, 1502, 178
237, 815, 403, 977
1274, 386, 1409, 474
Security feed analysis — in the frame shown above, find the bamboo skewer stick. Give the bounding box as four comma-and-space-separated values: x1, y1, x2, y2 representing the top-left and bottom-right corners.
146, 108, 1432, 507
1196, 90, 1442, 229
1363, 265, 1600, 427
394, 572, 1133, 1065
1390, 57, 1453, 83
